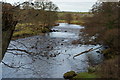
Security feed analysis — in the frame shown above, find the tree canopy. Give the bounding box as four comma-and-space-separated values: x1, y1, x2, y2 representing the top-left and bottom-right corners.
17, 0, 59, 27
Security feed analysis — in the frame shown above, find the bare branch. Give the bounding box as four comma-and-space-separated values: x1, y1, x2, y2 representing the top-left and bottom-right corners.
73, 46, 102, 59
7, 49, 32, 54
2, 61, 21, 68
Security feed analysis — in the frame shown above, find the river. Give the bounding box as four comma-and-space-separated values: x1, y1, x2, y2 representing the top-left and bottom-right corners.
2, 23, 103, 78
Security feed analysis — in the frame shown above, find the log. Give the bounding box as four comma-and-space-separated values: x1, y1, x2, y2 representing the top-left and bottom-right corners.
73, 46, 102, 59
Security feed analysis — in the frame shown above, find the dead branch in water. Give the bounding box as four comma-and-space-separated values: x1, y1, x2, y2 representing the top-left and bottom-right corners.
73, 46, 102, 59
2, 61, 22, 68
7, 49, 32, 54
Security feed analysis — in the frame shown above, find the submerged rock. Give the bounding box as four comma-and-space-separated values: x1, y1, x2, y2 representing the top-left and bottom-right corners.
47, 46, 50, 48
96, 51, 101, 53
61, 43, 63, 45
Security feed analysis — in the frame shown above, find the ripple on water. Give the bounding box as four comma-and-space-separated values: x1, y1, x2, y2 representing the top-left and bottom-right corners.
46, 32, 79, 38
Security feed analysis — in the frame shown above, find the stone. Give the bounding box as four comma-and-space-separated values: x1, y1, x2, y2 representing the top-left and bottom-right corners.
47, 46, 50, 48
61, 44, 63, 45
96, 51, 100, 53
63, 71, 77, 79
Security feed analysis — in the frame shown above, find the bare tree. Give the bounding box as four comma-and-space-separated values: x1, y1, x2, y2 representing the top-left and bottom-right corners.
34, 0, 59, 11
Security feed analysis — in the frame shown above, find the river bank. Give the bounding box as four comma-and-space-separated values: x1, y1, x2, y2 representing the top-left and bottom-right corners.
57, 20, 84, 25
12, 23, 59, 40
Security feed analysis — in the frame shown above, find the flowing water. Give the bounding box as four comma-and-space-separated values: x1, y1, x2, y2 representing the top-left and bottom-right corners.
2, 23, 103, 78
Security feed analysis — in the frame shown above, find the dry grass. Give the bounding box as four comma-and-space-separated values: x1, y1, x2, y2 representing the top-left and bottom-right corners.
95, 56, 120, 78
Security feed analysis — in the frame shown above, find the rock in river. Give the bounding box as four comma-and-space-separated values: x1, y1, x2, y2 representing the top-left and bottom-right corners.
63, 71, 77, 79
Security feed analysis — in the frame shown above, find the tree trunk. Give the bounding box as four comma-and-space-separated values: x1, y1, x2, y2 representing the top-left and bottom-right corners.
1, 3, 18, 62
2, 22, 17, 61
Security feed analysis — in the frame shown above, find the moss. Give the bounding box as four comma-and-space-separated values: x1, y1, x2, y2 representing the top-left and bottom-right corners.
88, 67, 96, 73
41, 27, 51, 33
63, 71, 77, 79
73, 72, 98, 78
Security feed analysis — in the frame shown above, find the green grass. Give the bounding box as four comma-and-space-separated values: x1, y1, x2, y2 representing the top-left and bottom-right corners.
57, 20, 84, 25
57, 20, 66, 23
58, 11, 91, 18
12, 23, 50, 39
57, 11, 88, 25
71, 20, 84, 25
13, 29, 33, 37
73, 72, 99, 78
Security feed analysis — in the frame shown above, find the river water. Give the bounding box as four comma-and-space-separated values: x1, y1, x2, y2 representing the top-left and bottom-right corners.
2, 23, 103, 78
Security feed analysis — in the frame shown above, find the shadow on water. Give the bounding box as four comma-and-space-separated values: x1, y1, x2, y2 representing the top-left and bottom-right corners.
2, 23, 103, 78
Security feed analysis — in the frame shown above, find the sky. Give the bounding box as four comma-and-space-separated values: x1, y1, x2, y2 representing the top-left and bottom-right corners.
54, 2, 96, 12
2, 0, 98, 12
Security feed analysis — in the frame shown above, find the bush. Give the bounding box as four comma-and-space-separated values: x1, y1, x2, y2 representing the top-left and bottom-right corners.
95, 56, 119, 78
88, 67, 96, 73
101, 29, 120, 52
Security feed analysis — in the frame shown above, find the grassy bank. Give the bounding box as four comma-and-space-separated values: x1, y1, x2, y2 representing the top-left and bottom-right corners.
57, 20, 85, 25
83, 56, 119, 78
63, 55, 119, 79
63, 71, 99, 79
57, 11, 91, 25
12, 23, 51, 40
